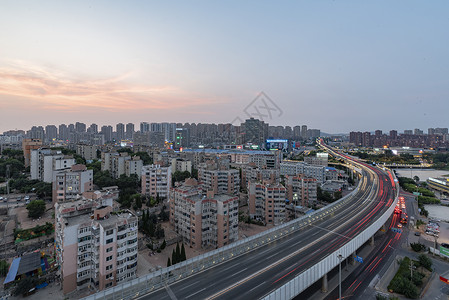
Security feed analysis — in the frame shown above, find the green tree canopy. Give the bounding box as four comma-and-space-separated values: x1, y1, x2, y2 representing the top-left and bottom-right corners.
26, 200, 46, 219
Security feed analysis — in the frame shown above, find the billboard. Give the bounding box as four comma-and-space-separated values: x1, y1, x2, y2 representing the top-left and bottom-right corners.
266, 139, 289, 151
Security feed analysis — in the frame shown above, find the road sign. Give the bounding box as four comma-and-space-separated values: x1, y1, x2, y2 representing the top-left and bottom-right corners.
355, 255, 363, 263
413, 192, 421, 196
440, 246, 449, 257
392, 228, 402, 233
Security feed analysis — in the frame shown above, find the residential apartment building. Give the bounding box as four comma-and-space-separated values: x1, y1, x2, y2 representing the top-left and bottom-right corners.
22, 138, 43, 167
198, 168, 240, 196
285, 175, 318, 207
101, 152, 143, 179
125, 157, 143, 179
241, 166, 279, 188
52, 165, 93, 204
141, 164, 172, 199
169, 180, 239, 250
55, 198, 138, 294
304, 152, 328, 166
280, 161, 326, 183
171, 158, 192, 174
248, 182, 286, 225
76, 145, 98, 161
30, 149, 76, 183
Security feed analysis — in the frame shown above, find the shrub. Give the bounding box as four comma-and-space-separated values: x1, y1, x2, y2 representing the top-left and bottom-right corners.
410, 242, 426, 252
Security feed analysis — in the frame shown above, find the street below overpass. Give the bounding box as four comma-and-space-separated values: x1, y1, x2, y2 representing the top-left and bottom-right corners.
141, 156, 397, 300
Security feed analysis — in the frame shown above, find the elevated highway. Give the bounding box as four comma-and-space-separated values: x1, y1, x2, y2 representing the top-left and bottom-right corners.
84, 142, 398, 300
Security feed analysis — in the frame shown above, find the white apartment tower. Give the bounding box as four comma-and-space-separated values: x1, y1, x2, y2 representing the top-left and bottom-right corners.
55, 198, 138, 294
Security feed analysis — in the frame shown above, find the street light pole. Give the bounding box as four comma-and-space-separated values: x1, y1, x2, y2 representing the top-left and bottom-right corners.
338, 254, 343, 300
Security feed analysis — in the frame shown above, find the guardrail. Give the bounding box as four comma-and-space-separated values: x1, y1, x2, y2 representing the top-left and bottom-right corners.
261, 168, 399, 300
82, 167, 366, 300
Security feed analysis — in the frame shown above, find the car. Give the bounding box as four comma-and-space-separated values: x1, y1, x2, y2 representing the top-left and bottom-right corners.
414, 232, 421, 236
441, 243, 449, 249
24, 196, 30, 201
397, 224, 403, 228
16, 196, 21, 201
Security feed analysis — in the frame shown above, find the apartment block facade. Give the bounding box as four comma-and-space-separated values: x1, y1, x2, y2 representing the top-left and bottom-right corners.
280, 161, 326, 183
52, 165, 93, 204
198, 168, 240, 196
55, 199, 138, 294
101, 152, 143, 179
285, 175, 318, 207
248, 182, 286, 225
141, 164, 172, 199
169, 180, 239, 249
30, 149, 76, 183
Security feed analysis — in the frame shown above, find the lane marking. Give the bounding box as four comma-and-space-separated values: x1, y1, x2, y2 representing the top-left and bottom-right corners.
185, 288, 206, 299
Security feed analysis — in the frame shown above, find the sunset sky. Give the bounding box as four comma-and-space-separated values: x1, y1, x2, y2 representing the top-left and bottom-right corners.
1, 1, 448, 133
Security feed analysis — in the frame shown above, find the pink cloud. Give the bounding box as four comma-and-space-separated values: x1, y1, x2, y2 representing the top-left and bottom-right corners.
0, 61, 217, 112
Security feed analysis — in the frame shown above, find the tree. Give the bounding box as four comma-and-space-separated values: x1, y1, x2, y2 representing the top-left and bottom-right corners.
413, 176, 420, 183
172, 249, 177, 264
418, 254, 432, 271
167, 257, 171, 267
176, 242, 181, 262
181, 243, 186, 261
26, 200, 46, 219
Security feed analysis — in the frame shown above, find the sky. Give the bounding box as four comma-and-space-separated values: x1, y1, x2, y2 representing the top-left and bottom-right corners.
1, 1, 448, 134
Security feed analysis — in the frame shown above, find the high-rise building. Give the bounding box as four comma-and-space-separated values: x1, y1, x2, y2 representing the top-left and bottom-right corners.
301, 125, 308, 139
404, 130, 413, 135
100, 125, 113, 142
116, 123, 125, 141
174, 128, 190, 150
59, 124, 69, 141
141, 165, 172, 200
45, 125, 58, 142
140, 122, 150, 133
241, 118, 268, 146
414, 128, 423, 135
293, 126, 301, 139
169, 179, 239, 249
27, 126, 45, 140
87, 123, 98, 134
307, 129, 321, 139
389, 130, 398, 139
75, 122, 86, 133
125, 123, 134, 140
55, 197, 138, 294
248, 182, 286, 225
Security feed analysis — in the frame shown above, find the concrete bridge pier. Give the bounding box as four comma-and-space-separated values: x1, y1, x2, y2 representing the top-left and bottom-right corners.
349, 252, 355, 265
370, 236, 375, 246
321, 273, 328, 293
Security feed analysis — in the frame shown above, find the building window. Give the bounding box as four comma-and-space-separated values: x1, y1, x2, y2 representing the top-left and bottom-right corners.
106, 247, 113, 253
106, 255, 113, 261
106, 238, 113, 244
106, 229, 114, 236
106, 264, 113, 271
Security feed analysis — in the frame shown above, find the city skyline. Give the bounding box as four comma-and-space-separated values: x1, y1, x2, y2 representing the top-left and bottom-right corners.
1, 1, 449, 133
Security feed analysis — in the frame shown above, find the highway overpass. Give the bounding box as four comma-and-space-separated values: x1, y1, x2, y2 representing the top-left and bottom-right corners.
83, 142, 398, 300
